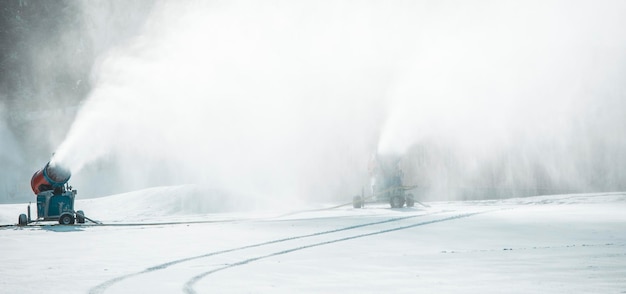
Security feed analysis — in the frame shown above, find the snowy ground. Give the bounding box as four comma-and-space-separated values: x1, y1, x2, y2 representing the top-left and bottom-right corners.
1, 189, 625, 294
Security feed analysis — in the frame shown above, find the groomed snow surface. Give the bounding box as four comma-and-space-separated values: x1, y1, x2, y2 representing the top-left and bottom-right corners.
1, 188, 625, 294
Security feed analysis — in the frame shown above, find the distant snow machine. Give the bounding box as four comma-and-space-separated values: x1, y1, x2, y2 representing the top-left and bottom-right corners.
352, 154, 418, 209
17, 161, 87, 226
353, 185, 417, 209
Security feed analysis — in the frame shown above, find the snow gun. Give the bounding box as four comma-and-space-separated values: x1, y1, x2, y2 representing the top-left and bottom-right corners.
18, 161, 88, 226
30, 161, 71, 194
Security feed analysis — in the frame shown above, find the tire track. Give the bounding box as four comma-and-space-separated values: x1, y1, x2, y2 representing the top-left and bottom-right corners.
182, 210, 496, 294
89, 209, 448, 294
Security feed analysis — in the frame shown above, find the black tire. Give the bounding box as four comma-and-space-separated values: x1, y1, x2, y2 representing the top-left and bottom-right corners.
353, 195, 363, 208
406, 194, 415, 207
18, 214, 28, 226
76, 210, 85, 224
390, 196, 405, 208
59, 214, 75, 225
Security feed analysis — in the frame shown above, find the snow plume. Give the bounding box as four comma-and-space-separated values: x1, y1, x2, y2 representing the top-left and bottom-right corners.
377, 1, 626, 199
52, 0, 626, 204
52, 1, 394, 206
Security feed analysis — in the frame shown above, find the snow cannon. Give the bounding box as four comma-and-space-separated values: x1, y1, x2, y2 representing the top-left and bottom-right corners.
30, 161, 71, 194
351, 153, 419, 209
18, 161, 89, 226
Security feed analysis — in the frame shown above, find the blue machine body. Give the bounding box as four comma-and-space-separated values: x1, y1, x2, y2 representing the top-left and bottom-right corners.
36, 190, 76, 221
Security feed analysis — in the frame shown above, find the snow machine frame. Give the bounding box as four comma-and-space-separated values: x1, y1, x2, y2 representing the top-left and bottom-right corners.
353, 185, 417, 209
17, 161, 93, 226
17, 185, 86, 226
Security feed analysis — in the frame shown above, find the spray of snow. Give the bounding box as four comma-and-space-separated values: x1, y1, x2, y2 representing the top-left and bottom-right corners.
376, 1, 626, 196
50, 0, 626, 204
51, 1, 398, 205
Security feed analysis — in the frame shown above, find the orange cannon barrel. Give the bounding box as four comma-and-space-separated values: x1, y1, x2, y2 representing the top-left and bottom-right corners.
30, 162, 71, 194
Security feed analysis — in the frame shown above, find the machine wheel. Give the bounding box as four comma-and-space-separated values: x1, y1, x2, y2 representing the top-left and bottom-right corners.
76, 210, 85, 224
18, 214, 28, 226
59, 213, 75, 225
406, 194, 415, 207
390, 196, 405, 208
353, 195, 364, 208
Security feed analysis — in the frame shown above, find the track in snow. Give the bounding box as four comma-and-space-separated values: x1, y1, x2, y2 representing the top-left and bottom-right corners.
89, 207, 502, 294
182, 210, 495, 294
88, 209, 447, 293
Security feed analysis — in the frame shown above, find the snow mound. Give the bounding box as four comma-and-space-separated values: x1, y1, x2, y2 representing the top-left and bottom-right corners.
2, 190, 625, 226
0, 185, 274, 225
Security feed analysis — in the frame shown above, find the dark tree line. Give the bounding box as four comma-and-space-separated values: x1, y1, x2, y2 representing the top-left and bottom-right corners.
0, 0, 88, 111
1, 0, 155, 114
